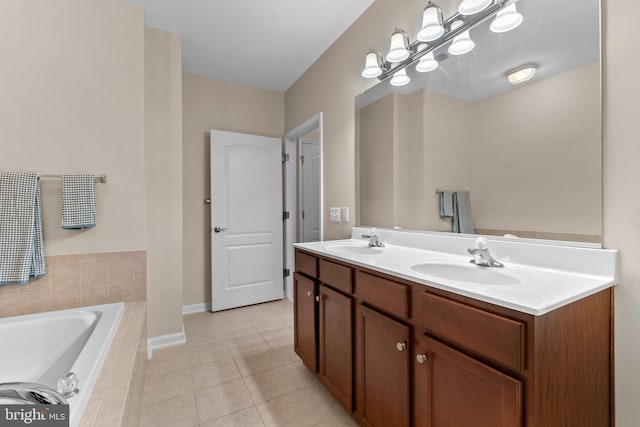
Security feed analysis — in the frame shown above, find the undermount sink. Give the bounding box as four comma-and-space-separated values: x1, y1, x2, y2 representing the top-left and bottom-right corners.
323, 243, 384, 255
410, 262, 522, 286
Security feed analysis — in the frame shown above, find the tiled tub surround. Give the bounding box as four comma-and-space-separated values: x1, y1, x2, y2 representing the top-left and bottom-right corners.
295, 227, 618, 315
0, 250, 146, 318
79, 302, 147, 427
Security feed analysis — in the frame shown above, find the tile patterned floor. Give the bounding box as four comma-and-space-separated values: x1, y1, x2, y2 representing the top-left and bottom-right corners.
140, 299, 358, 427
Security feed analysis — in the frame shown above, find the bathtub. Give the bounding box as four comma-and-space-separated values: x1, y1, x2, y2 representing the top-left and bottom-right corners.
0, 302, 124, 426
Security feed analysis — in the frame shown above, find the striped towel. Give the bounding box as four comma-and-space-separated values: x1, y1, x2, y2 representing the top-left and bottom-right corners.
62, 174, 97, 229
0, 171, 47, 285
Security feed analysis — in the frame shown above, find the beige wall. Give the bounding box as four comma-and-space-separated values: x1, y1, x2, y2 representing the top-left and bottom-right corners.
0, 0, 146, 255
145, 28, 184, 338
286, 0, 640, 422
182, 74, 284, 306
473, 62, 601, 236
603, 0, 640, 425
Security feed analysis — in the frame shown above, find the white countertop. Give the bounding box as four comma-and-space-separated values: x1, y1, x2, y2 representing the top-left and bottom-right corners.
294, 228, 618, 316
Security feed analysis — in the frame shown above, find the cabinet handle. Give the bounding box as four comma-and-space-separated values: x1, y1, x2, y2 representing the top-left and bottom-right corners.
416, 354, 428, 364
315, 296, 320, 302
307, 291, 313, 297
396, 342, 407, 352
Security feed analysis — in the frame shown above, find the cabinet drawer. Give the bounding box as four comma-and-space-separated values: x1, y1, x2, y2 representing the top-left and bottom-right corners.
319, 259, 353, 294
421, 292, 525, 372
356, 271, 410, 319
296, 250, 318, 278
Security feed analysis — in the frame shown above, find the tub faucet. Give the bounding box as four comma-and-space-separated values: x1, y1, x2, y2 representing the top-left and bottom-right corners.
0, 382, 69, 405
361, 229, 385, 247
468, 237, 504, 268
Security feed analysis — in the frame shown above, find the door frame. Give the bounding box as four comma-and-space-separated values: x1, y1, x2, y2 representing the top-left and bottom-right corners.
284, 112, 324, 300
298, 137, 321, 243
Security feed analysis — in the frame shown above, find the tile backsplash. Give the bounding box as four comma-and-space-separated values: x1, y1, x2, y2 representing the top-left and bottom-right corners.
0, 250, 146, 318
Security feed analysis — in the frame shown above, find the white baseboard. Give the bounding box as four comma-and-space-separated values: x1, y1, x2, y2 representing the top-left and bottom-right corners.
147, 322, 186, 360
182, 302, 211, 315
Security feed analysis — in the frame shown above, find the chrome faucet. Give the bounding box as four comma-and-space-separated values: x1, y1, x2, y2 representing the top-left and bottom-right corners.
361, 228, 385, 247
0, 382, 69, 405
468, 237, 504, 268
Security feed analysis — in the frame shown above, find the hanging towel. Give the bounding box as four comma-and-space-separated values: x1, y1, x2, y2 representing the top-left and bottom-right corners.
439, 191, 454, 218
0, 171, 47, 285
453, 191, 474, 234
62, 174, 97, 229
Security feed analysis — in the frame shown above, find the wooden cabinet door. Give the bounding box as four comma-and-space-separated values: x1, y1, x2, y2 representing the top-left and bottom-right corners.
414, 335, 523, 427
357, 304, 410, 427
294, 272, 318, 372
319, 285, 353, 412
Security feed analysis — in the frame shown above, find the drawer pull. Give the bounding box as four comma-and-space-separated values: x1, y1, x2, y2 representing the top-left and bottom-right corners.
316, 296, 320, 302
396, 342, 407, 352
416, 354, 428, 364
307, 291, 313, 297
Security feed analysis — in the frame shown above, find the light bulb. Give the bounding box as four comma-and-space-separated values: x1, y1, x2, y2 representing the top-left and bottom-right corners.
448, 20, 475, 55
390, 68, 410, 86
386, 29, 411, 63
417, 3, 445, 42
507, 65, 536, 84
362, 50, 383, 78
490, 4, 523, 33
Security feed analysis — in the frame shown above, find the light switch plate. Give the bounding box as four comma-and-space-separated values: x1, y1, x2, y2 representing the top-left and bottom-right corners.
329, 207, 341, 222
342, 207, 350, 222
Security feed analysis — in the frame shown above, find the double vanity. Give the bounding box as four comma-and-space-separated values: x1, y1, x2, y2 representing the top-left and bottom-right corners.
293, 227, 617, 427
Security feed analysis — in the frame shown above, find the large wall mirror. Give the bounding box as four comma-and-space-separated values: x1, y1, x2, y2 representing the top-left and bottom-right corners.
356, 0, 601, 245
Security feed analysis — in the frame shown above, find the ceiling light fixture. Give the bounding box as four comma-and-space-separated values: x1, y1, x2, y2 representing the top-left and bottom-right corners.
490, 3, 523, 33
361, 0, 522, 84
507, 65, 536, 84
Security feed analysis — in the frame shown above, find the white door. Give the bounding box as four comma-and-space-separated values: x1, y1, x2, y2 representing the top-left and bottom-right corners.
210, 129, 283, 312
300, 138, 321, 242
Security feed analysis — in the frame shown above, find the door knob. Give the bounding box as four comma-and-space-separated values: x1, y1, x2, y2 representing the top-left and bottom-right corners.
213, 226, 228, 233
396, 342, 407, 352
416, 354, 428, 364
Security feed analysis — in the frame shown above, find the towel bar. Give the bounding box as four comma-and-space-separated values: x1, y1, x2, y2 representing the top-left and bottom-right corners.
40, 174, 107, 183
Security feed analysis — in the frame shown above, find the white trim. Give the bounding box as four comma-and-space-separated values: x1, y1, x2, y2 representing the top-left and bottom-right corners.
182, 303, 211, 315
284, 112, 324, 301
147, 322, 186, 360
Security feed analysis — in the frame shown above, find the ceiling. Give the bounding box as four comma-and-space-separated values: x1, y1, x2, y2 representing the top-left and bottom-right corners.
131, 0, 374, 92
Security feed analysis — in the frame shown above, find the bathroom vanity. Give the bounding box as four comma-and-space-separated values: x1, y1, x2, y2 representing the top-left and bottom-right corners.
293, 228, 617, 427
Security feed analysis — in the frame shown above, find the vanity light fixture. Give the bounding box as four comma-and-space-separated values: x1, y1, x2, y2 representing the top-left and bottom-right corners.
390, 68, 411, 86
507, 64, 536, 84
361, 0, 522, 84
490, 3, 523, 33
362, 50, 385, 78
386, 29, 411, 63
417, 2, 445, 42
416, 45, 439, 72
448, 20, 475, 55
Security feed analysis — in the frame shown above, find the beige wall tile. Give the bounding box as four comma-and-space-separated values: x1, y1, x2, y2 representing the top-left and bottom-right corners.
19, 275, 51, 293
51, 288, 82, 311
81, 286, 109, 306
96, 250, 145, 264
0, 293, 20, 318
81, 263, 109, 287
47, 254, 96, 268
109, 262, 136, 284
19, 291, 50, 315
50, 263, 82, 289
109, 283, 134, 303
